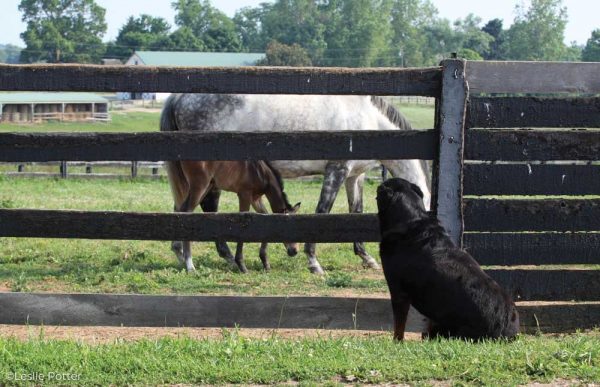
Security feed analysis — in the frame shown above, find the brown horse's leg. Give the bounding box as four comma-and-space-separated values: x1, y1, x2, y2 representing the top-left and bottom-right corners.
252, 198, 270, 271
235, 193, 252, 273
200, 187, 234, 263
177, 180, 211, 272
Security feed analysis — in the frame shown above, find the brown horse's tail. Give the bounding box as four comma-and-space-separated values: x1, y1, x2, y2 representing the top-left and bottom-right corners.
161, 95, 188, 209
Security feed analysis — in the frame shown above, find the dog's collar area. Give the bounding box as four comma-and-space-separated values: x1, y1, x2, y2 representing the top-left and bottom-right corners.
380, 216, 443, 243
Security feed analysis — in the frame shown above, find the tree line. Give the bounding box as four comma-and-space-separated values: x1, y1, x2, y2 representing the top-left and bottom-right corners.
6, 0, 600, 66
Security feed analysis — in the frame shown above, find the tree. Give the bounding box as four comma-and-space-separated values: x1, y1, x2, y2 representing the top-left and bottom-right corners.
256, 40, 312, 66
505, 0, 568, 61
321, 0, 393, 67
389, 0, 438, 67
233, 6, 267, 52
172, 0, 241, 51
19, 0, 107, 63
582, 29, 600, 61
481, 18, 506, 60
0, 44, 22, 63
105, 15, 173, 61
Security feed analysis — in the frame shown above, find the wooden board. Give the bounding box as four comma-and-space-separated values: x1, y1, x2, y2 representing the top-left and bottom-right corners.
0, 209, 382, 242
464, 198, 600, 232
464, 163, 600, 196
432, 59, 468, 246
467, 97, 600, 128
465, 129, 600, 161
0, 293, 596, 333
486, 269, 600, 302
465, 232, 600, 265
466, 61, 600, 95
0, 130, 437, 162
0, 64, 442, 96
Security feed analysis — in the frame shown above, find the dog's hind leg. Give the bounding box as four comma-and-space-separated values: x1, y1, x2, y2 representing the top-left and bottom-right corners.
390, 296, 411, 341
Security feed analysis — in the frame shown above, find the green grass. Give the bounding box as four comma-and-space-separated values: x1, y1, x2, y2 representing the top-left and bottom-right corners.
0, 176, 386, 296
0, 332, 598, 385
0, 111, 160, 133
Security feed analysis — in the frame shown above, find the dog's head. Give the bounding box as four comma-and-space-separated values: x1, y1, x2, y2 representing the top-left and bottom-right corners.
376, 178, 428, 235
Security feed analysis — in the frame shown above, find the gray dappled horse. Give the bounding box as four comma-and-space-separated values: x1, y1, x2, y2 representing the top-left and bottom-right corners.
161, 94, 431, 274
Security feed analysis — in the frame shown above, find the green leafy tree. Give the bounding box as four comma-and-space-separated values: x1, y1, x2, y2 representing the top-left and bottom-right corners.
172, 0, 241, 51
233, 6, 267, 52
257, 40, 312, 66
105, 15, 172, 61
505, 0, 568, 60
482, 18, 506, 60
168, 27, 205, 52
19, 0, 107, 63
0, 44, 23, 63
388, 0, 438, 67
582, 29, 600, 61
322, 0, 393, 67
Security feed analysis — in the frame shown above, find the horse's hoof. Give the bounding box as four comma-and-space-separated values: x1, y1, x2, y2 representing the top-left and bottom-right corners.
363, 259, 381, 270
237, 264, 248, 274
309, 265, 325, 275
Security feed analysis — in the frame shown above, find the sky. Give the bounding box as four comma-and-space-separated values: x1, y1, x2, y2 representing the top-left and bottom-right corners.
2, 0, 598, 47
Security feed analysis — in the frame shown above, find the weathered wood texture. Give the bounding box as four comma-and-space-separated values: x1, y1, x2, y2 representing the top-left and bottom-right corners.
464, 164, 600, 195
432, 59, 468, 246
464, 199, 600, 232
465, 233, 600, 265
486, 270, 600, 302
467, 97, 600, 128
466, 61, 600, 95
465, 129, 600, 161
0, 209, 381, 242
0, 64, 442, 96
0, 130, 436, 162
0, 293, 596, 333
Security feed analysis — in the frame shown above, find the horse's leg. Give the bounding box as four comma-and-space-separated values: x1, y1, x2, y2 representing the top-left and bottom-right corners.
235, 194, 252, 273
177, 183, 211, 272
304, 162, 350, 275
345, 174, 380, 270
252, 199, 270, 271
200, 187, 234, 263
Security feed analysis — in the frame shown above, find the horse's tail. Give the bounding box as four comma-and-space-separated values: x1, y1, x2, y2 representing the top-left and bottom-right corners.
160, 95, 188, 209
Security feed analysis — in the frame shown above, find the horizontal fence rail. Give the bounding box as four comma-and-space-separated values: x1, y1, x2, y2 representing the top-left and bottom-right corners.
0, 64, 442, 96
466, 61, 600, 95
0, 130, 437, 162
464, 164, 600, 196
467, 97, 600, 128
465, 129, 600, 161
0, 293, 596, 334
465, 233, 600, 266
0, 210, 381, 242
464, 198, 600, 232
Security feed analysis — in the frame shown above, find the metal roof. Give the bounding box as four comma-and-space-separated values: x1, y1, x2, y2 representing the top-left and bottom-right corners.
0, 92, 108, 104
131, 51, 265, 67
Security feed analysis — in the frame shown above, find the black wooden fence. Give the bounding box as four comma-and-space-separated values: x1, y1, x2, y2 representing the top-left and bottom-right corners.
0, 60, 598, 334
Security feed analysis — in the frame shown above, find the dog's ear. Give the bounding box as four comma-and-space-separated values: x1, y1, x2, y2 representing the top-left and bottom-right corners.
410, 183, 424, 199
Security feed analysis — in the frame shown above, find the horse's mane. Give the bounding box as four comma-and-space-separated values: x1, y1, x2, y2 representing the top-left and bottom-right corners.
252, 160, 292, 209
370, 96, 413, 130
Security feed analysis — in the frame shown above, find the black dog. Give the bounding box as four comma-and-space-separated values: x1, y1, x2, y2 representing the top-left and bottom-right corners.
376, 178, 519, 341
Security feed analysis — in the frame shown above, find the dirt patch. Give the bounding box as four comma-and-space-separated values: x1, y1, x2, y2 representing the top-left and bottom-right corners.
0, 325, 417, 344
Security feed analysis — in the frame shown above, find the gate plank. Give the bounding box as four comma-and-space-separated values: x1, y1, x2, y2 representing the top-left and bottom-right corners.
0, 64, 442, 96
464, 198, 600, 232
465, 129, 600, 161
467, 97, 600, 128
464, 164, 600, 196
465, 233, 600, 265
466, 61, 600, 95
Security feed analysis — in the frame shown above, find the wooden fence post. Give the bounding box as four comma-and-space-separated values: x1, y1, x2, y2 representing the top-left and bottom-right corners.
60, 161, 68, 179
432, 59, 468, 247
131, 161, 138, 178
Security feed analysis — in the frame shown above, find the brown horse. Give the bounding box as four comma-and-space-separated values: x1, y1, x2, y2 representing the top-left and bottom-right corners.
165, 159, 301, 273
